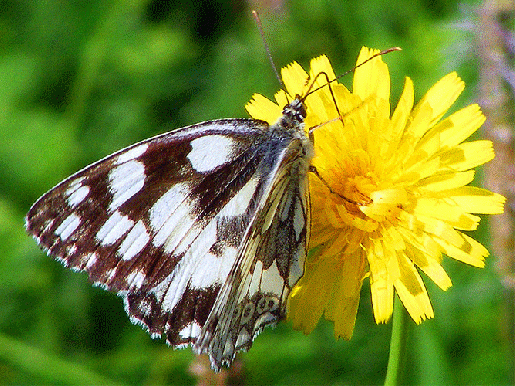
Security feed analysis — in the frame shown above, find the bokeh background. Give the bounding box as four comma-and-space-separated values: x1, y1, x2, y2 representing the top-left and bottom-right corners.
1, 0, 513, 384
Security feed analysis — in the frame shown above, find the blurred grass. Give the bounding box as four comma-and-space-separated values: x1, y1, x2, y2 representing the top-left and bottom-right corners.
0, 0, 510, 384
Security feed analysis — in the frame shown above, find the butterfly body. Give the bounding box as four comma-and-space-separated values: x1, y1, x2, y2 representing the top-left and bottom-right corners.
26, 98, 312, 370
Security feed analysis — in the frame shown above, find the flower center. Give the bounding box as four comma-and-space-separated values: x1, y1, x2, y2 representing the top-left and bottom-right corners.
328, 172, 407, 233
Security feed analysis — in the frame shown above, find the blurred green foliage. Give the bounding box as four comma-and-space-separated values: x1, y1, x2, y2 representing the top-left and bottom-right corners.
0, 0, 510, 384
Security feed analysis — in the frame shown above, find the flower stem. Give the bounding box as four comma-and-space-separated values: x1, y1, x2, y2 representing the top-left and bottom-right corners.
384, 296, 409, 386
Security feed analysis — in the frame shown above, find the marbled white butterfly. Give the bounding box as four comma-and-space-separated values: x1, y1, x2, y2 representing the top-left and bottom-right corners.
25, 94, 312, 370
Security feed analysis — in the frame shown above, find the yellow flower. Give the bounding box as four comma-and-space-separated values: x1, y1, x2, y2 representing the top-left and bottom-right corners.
245, 47, 505, 340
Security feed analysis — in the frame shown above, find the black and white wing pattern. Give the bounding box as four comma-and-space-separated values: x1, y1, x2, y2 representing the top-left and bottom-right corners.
26, 98, 313, 370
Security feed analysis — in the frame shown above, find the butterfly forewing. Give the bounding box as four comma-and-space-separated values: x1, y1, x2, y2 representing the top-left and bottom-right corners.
26, 99, 313, 370
28, 120, 263, 287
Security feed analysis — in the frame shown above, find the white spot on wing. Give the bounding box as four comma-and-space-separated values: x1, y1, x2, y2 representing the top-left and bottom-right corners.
67, 185, 90, 207
248, 260, 263, 298
115, 143, 149, 165
235, 328, 251, 349
236, 235, 261, 303
218, 177, 258, 217
238, 268, 254, 303
150, 184, 201, 257
159, 219, 221, 313
66, 177, 85, 195
151, 273, 173, 301
289, 247, 306, 287
187, 135, 235, 173
54, 213, 81, 241
85, 252, 98, 270
293, 196, 304, 240
108, 160, 145, 211
124, 297, 152, 324
150, 183, 190, 231
254, 312, 276, 330
106, 267, 117, 282
164, 222, 201, 257
260, 260, 285, 295
102, 267, 117, 283
179, 321, 202, 339
150, 183, 202, 257
96, 210, 134, 246
262, 182, 287, 232
41, 218, 55, 236
280, 193, 293, 220
125, 269, 146, 288
117, 220, 150, 260
189, 245, 238, 289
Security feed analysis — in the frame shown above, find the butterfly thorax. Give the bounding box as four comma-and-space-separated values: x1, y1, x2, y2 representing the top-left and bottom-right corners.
268, 97, 312, 160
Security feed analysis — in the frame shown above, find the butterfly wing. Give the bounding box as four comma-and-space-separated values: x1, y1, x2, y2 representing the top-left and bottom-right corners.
195, 136, 311, 368
26, 116, 312, 369
27, 119, 265, 287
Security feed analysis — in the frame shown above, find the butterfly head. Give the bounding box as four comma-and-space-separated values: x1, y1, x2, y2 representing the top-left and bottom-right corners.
279, 96, 306, 132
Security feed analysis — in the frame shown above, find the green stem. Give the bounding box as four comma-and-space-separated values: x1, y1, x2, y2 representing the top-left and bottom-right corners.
384, 296, 409, 386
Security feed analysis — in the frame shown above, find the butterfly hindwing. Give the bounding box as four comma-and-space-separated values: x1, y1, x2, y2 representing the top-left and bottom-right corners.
196, 135, 311, 366
26, 99, 313, 370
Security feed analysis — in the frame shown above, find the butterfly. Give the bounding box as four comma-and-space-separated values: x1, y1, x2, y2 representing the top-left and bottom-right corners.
25, 93, 313, 370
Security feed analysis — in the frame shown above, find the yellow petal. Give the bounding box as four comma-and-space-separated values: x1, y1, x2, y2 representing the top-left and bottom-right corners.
288, 253, 334, 334
281, 61, 309, 97
414, 197, 481, 229
434, 233, 488, 267
417, 170, 475, 192
354, 47, 391, 102
415, 72, 464, 127
405, 244, 452, 290
400, 155, 441, 183
245, 93, 281, 123
384, 77, 414, 155
368, 239, 394, 323
394, 253, 434, 324
433, 104, 485, 148
325, 252, 367, 339
405, 99, 434, 141
395, 251, 435, 323
274, 89, 290, 109
309, 55, 337, 88
440, 140, 494, 171
445, 186, 506, 214
409, 212, 478, 245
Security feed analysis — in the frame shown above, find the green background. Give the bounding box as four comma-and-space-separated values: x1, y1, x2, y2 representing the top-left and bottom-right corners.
0, 0, 510, 384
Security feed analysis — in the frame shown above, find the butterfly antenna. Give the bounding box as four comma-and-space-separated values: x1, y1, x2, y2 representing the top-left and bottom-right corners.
305, 47, 402, 97
252, 10, 287, 95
